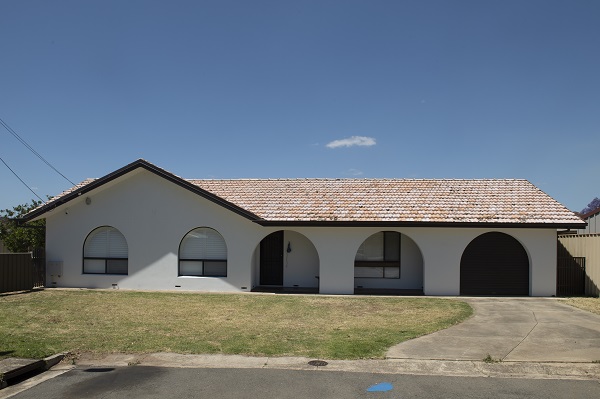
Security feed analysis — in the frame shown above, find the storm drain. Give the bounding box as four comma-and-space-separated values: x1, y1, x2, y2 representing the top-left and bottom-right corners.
83, 368, 115, 373
308, 360, 328, 367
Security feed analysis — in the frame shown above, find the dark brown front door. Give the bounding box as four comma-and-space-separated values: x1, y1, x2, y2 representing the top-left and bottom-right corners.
260, 231, 284, 285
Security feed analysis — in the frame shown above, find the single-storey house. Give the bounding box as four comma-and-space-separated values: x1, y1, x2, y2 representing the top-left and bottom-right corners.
23, 159, 585, 296
577, 207, 600, 234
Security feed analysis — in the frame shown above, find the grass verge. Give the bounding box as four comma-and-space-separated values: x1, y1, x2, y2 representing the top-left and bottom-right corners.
563, 297, 600, 316
0, 289, 471, 360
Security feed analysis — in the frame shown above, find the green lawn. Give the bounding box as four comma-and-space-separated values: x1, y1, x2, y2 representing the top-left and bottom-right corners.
0, 289, 472, 360
563, 297, 600, 315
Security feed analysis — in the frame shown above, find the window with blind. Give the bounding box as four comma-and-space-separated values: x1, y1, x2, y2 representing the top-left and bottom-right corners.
354, 231, 400, 279
83, 226, 128, 274
179, 227, 227, 277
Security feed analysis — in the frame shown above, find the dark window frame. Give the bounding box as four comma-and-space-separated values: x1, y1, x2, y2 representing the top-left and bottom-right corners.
178, 258, 228, 277
354, 231, 401, 279
82, 226, 129, 275
178, 227, 228, 277
83, 257, 129, 275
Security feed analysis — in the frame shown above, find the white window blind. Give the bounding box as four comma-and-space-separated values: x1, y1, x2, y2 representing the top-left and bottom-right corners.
179, 261, 204, 276
180, 228, 227, 260
84, 226, 128, 258
83, 259, 106, 274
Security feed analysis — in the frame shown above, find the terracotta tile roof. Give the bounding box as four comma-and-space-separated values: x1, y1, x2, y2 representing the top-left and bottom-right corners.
24, 160, 584, 226
26, 179, 96, 216
188, 178, 583, 225
52, 179, 97, 199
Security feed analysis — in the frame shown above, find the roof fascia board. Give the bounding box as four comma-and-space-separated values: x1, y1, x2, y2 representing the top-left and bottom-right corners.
23, 159, 261, 222
254, 220, 587, 229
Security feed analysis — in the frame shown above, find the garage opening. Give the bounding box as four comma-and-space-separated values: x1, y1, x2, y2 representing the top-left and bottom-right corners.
460, 232, 529, 296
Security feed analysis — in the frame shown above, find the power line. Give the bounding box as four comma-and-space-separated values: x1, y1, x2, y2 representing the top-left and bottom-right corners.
0, 156, 45, 202
0, 117, 76, 185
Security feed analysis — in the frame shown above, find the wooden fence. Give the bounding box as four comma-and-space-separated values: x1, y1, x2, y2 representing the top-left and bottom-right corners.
558, 234, 600, 297
0, 250, 45, 294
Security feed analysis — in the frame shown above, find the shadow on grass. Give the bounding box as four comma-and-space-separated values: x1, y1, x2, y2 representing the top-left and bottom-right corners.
0, 288, 44, 298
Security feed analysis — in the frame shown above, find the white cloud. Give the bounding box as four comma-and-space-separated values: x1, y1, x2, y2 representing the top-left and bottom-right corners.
346, 168, 364, 176
326, 136, 376, 149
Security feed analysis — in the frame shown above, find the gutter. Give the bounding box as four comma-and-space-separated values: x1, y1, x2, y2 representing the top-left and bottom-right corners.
254, 220, 587, 229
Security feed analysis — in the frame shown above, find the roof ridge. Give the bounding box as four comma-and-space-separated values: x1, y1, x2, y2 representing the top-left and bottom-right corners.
186, 178, 531, 181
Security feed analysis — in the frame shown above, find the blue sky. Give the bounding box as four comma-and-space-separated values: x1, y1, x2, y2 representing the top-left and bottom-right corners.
1, 0, 599, 212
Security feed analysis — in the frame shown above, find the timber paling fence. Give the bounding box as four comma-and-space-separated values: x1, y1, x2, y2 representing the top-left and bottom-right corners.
558, 234, 600, 297
0, 249, 45, 294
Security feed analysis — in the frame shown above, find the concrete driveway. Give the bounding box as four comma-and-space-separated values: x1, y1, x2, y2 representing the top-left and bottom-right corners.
386, 298, 600, 362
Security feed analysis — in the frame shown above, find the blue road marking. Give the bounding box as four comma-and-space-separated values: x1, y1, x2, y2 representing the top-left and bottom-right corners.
367, 382, 393, 392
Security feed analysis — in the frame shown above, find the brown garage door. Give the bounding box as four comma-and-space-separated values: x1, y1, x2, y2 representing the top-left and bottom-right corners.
460, 232, 529, 296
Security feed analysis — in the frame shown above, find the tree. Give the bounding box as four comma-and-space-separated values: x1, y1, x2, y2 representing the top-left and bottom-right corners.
0, 199, 45, 252
580, 197, 600, 215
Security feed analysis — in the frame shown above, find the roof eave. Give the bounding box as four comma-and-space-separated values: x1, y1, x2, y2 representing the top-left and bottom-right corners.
254, 220, 587, 229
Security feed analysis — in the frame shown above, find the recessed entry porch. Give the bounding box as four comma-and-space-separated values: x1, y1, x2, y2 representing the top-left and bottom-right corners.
353, 231, 424, 295
251, 230, 424, 296
251, 230, 320, 292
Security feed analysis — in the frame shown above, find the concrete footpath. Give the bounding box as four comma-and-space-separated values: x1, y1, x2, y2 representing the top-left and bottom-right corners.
0, 354, 64, 388
73, 352, 600, 380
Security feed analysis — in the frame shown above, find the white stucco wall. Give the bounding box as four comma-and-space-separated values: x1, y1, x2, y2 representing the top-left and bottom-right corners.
44, 169, 558, 296
282, 231, 320, 288
45, 170, 260, 292
407, 227, 557, 296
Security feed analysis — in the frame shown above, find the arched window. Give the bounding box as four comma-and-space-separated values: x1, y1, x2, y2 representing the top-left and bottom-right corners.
179, 227, 227, 277
83, 226, 128, 274
355, 231, 401, 279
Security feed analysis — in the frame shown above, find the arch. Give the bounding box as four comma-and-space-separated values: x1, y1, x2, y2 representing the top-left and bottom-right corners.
460, 232, 529, 296
252, 230, 320, 289
83, 226, 128, 274
354, 231, 424, 291
179, 227, 227, 277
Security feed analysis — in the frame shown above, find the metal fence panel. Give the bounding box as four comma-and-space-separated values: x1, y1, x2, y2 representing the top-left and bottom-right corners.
0, 253, 34, 293
31, 248, 46, 288
558, 234, 600, 297
557, 256, 585, 296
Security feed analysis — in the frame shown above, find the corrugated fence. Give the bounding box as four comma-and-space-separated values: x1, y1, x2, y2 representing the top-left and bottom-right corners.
0, 250, 46, 294
558, 234, 600, 297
